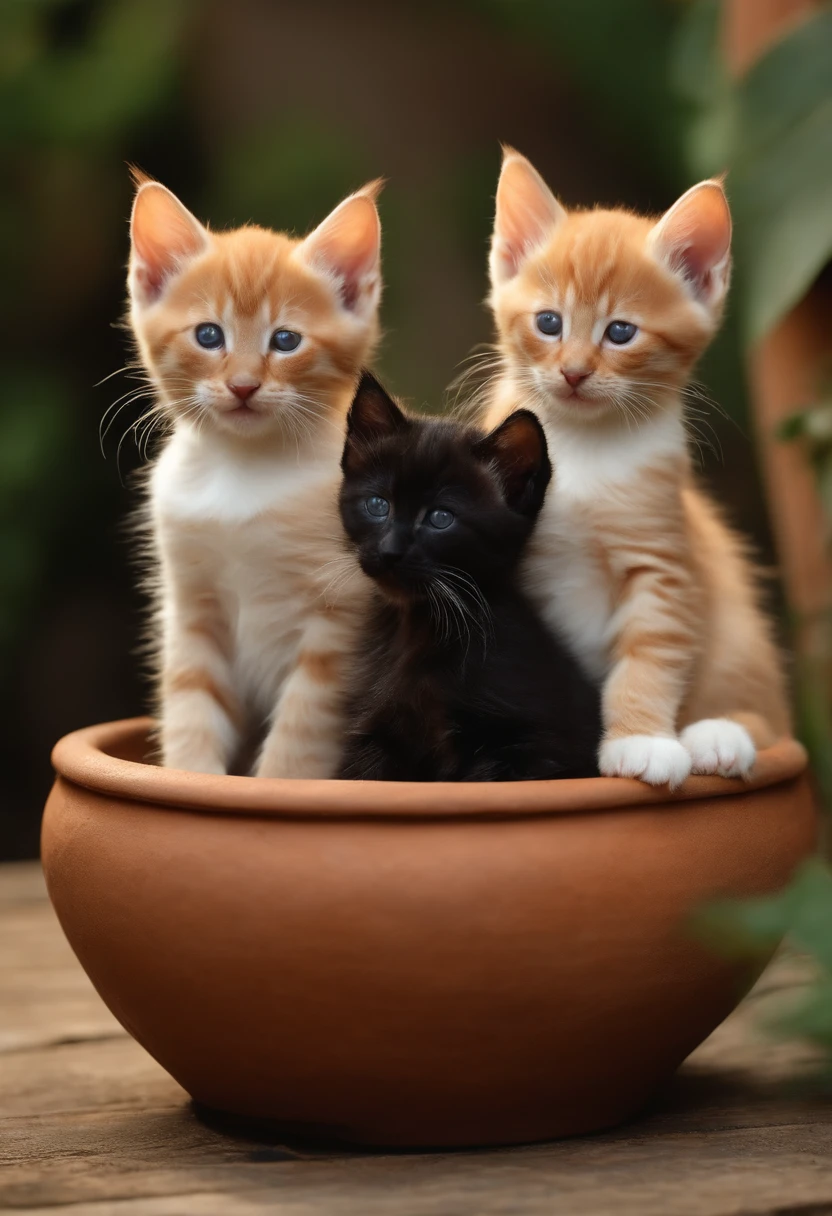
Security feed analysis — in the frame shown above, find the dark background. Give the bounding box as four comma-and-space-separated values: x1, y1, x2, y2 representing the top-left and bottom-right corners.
0, 0, 777, 859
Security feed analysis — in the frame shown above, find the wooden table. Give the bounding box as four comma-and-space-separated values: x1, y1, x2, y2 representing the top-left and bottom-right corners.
2, 861, 831, 1215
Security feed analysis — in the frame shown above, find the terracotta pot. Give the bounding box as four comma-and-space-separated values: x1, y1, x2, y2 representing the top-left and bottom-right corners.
42, 718, 816, 1148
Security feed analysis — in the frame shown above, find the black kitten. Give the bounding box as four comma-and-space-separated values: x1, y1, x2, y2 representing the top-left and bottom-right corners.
336, 373, 601, 782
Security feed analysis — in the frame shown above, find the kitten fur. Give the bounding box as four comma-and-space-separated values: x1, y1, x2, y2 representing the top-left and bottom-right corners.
338, 373, 601, 782
484, 148, 789, 788
127, 172, 382, 775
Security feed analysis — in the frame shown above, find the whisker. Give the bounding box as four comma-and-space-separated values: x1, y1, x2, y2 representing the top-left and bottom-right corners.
445, 344, 507, 423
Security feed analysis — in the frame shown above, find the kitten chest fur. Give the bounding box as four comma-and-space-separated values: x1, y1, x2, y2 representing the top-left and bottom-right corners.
523, 410, 688, 680
151, 424, 346, 721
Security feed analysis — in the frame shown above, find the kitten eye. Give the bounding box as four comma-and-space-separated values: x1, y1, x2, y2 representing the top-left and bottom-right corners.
427, 508, 454, 530
365, 495, 389, 519
195, 323, 224, 349
270, 329, 302, 352
536, 311, 563, 337
605, 320, 638, 345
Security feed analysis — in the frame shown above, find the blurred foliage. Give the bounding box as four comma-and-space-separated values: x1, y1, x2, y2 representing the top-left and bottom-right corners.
0, 0, 202, 858
673, 1, 832, 1074
781, 384, 832, 814
697, 859, 832, 970
672, 1, 832, 344
1, 0, 187, 145
0, 0, 191, 652
481, 0, 688, 191
695, 859, 832, 1084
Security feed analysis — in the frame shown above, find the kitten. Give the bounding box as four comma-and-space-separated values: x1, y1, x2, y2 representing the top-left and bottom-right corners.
127, 172, 382, 776
484, 148, 789, 788
337, 373, 601, 782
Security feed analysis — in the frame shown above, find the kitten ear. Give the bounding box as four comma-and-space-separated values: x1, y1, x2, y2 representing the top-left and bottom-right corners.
473, 409, 551, 514
129, 176, 209, 308
299, 182, 383, 320
490, 148, 567, 289
342, 372, 408, 472
648, 180, 732, 311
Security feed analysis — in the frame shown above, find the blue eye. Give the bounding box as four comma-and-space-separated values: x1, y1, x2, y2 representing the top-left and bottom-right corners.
427, 508, 454, 530
365, 495, 389, 519
195, 323, 224, 349
605, 320, 638, 345
536, 311, 562, 337
270, 329, 302, 352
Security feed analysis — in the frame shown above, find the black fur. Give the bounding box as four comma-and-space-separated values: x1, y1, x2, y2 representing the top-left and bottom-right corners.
338, 372, 601, 782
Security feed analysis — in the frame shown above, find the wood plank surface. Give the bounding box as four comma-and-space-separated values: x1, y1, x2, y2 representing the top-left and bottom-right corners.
1, 861, 830, 1215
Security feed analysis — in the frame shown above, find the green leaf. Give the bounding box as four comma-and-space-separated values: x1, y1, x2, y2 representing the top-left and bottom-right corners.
685, 95, 737, 181
729, 11, 832, 342
670, 0, 736, 178
696, 861, 832, 1064
733, 9, 832, 164
779, 403, 832, 444
794, 652, 832, 813
694, 893, 788, 958
778, 411, 810, 442
775, 976, 832, 1049
785, 861, 832, 971
732, 97, 832, 345
673, 6, 832, 343
669, 0, 724, 107
696, 859, 832, 972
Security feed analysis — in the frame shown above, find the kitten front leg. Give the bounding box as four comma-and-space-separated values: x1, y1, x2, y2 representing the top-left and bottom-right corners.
159, 596, 241, 775
599, 565, 699, 789
255, 608, 355, 779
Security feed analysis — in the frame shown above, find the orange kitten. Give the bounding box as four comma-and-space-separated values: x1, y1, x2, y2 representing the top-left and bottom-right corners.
128, 174, 381, 775
484, 149, 789, 787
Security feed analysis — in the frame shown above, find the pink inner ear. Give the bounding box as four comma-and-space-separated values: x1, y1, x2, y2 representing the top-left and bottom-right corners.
302, 195, 380, 311
493, 156, 566, 281
654, 184, 731, 294
131, 185, 207, 303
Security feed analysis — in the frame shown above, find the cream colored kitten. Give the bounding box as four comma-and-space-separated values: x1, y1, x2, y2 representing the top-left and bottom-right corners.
485, 150, 790, 788
128, 174, 380, 776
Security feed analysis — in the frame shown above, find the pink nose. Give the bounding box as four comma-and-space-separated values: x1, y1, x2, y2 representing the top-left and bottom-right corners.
562, 369, 591, 389
228, 381, 260, 402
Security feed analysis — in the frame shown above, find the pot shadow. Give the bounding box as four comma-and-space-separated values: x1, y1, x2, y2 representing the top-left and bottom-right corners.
192, 1102, 387, 1160
190, 1102, 571, 1160
611, 1061, 831, 1140
189, 962, 826, 1160
192, 1059, 832, 1160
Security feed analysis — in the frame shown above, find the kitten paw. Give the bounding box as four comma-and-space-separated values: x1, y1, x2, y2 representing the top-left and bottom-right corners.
599, 735, 691, 789
680, 718, 756, 779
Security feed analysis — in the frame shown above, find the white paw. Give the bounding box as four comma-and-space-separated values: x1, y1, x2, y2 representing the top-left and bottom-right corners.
599, 735, 692, 789
680, 718, 756, 779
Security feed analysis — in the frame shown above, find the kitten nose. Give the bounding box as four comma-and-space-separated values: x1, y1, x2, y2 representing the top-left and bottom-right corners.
227, 380, 260, 402
379, 533, 407, 567
562, 368, 591, 389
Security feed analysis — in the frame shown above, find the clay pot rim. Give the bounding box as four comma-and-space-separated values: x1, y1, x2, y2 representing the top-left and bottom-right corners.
51, 717, 808, 821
